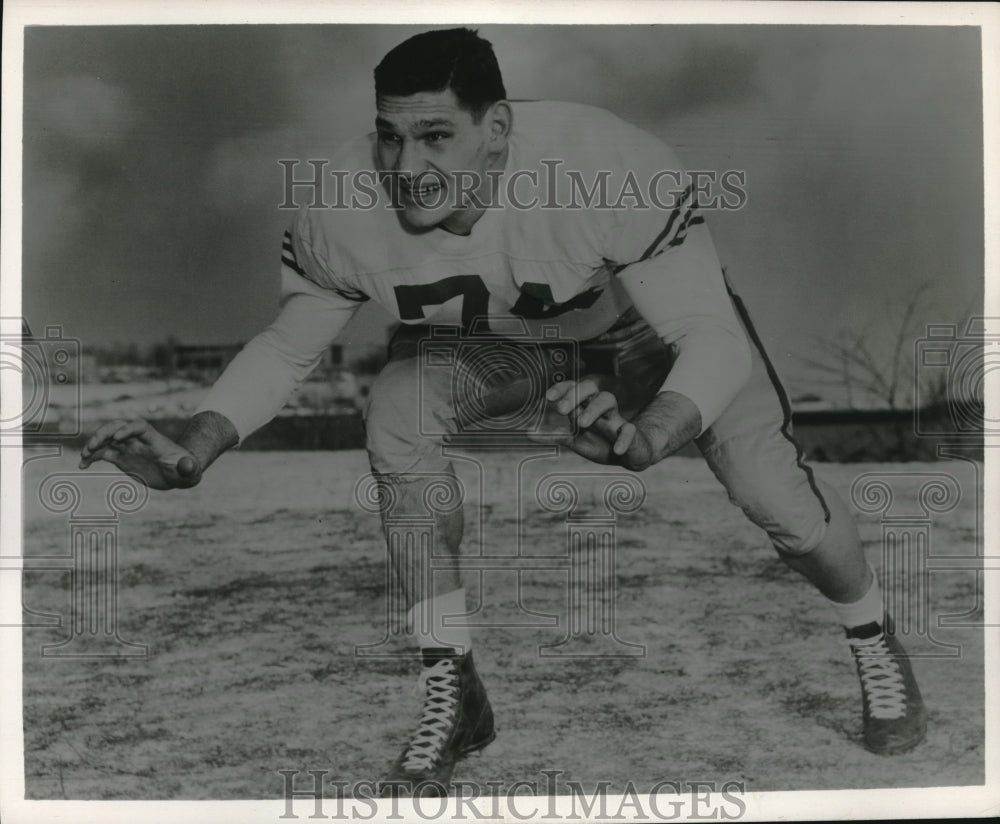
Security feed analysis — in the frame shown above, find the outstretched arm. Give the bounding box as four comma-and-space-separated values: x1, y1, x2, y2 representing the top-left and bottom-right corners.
78, 411, 239, 489
79, 262, 361, 488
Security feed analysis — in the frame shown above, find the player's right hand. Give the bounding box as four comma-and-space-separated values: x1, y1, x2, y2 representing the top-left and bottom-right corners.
78, 419, 202, 490
543, 376, 649, 466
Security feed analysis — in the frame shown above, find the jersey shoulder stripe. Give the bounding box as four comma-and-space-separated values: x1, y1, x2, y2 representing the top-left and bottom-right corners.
637, 184, 706, 262
282, 228, 370, 303
281, 230, 306, 276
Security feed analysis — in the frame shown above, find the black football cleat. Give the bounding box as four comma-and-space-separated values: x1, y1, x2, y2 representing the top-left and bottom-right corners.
378, 648, 495, 798
848, 621, 927, 755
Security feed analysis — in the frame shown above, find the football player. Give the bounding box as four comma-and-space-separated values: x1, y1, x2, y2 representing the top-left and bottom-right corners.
80, 28, 926, 797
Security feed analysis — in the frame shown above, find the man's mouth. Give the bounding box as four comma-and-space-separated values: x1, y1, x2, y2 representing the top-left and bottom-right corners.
402, 179, 444, 202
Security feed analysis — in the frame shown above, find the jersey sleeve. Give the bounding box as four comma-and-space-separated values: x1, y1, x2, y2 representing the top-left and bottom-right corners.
604, 137, 751, 433
194, 222, 362, 442
285, 207, 371, 303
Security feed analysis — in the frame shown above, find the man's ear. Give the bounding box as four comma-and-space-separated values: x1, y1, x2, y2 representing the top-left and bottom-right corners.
486, 101, 512, 149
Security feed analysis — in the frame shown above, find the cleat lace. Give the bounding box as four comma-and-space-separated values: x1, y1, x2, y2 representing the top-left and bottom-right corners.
852, 636, 908, 720
400, 659, 460, 773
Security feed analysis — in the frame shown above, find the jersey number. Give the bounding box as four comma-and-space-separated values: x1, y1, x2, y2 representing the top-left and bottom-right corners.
393, 275, 603, 331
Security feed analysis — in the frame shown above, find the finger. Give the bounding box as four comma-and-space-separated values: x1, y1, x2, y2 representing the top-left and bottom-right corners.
525, 431, 575, 447
78, 444, 121, 470
79, 444, 112, 469
81, 419, 131, 457
590, 405, 628, 439
612, 422, 637, 456
545, 379, 576, 403
176, 455, 199, 478
556, 379, 600, 415
577, 392, 619, 428
111, 420, 148, 442
565, 430, 617, 465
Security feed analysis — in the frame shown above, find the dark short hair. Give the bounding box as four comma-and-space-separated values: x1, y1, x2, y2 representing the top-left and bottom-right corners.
374, 28, 507, 120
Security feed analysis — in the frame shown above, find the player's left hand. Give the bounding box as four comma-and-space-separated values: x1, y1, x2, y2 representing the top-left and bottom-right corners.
544, 377, 655, 468
78, 418, 202, 489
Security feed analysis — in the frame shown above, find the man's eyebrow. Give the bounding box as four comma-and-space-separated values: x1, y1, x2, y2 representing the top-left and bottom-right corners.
374, 116, 456, 131
415, 118, 455, 128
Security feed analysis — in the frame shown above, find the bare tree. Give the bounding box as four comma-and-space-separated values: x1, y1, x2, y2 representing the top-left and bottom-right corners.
796, 283, 934, 412
795, 282, 980, 460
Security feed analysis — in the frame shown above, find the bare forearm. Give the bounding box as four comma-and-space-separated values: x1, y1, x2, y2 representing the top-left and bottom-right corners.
177, 411, 239, 474
626, 390, 702, 471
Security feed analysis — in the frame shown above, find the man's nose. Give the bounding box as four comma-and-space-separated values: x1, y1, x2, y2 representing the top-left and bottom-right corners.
395, 138, 424, 177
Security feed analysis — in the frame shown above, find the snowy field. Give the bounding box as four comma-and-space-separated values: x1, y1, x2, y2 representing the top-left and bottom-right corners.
20, 448, 985, 798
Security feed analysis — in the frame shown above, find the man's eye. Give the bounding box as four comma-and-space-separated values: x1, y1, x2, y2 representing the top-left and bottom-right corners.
378, 132, 402, 145
424, 132, 451, 144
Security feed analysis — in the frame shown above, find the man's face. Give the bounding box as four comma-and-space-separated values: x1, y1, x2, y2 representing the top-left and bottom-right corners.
375, 89, 505, 234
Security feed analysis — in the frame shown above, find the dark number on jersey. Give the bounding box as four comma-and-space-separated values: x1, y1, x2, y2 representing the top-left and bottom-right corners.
393, 275, 603, 332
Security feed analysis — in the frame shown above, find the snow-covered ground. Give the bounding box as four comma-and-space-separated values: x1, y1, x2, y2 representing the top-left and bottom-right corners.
38, 379, 361, 428
20, 449, 986, 798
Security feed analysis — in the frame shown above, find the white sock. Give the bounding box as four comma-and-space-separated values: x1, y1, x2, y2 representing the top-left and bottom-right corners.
407, 588, 472, 656
827, 566, 884, 636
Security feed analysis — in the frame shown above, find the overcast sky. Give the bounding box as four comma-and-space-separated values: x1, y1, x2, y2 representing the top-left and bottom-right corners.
21, 24, 984, 396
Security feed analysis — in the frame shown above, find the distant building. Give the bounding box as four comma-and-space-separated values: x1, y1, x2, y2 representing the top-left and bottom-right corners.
173, 344, 243, 375
172, 343, 344, 380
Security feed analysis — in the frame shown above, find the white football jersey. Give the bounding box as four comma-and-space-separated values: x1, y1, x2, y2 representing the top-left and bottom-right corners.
199, 101, 749, 440
288, 101, 719, 339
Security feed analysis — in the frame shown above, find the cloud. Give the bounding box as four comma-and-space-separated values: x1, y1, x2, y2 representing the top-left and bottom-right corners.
17, 25, 984, 356
26, 74, 138, 150
22, 75, 139, 267
651, 40, 760, 117
487, 26, 762, 131
203, 126, 304, 212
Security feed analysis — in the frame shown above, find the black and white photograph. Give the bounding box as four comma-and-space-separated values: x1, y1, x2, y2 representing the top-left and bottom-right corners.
2, 2, 998, 822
